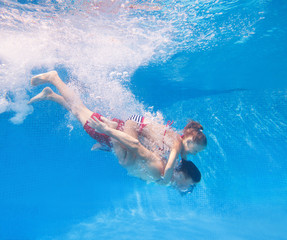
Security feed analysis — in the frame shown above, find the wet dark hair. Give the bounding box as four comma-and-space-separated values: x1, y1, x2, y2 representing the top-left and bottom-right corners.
183, 120, 207, 147
176, 159, 201, 183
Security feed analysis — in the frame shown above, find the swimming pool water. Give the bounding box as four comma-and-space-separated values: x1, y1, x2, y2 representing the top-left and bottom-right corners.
0, 0, 287, 239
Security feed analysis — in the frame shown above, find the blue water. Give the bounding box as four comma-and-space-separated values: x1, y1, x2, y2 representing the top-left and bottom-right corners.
0, 0, 287, 239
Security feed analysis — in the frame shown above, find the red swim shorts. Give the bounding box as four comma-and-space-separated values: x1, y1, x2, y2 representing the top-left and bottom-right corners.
83, 113, 124, 151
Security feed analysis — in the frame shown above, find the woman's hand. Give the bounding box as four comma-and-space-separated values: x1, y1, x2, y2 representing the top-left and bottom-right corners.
87, 116, 109, 134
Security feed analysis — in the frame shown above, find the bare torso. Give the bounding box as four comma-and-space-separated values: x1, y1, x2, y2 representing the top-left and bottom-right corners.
112, 118, 181, 182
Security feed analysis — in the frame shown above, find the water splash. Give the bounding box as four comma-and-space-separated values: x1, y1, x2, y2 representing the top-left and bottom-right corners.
0, 0, 268, 123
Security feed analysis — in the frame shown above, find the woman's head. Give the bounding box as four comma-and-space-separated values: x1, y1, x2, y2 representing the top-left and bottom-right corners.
182, 120, 207, 154
173, 159, 201, 194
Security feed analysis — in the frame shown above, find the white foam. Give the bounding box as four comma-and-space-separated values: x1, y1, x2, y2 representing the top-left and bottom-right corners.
0, 1, 164, 122
0, 95, 9, 114
0, 0, 267, 124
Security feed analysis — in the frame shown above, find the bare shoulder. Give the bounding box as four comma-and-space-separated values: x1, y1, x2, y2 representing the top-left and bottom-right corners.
173, 134, 183, 150
166, 128, 181, 141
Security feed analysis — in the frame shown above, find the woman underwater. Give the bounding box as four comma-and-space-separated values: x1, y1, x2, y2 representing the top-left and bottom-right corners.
28, 71, 207, 194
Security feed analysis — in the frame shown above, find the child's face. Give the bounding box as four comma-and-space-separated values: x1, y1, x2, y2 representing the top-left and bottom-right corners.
182, 137, 205, 155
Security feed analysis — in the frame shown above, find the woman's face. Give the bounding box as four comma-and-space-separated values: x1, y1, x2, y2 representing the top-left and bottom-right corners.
182, 137, 205, 155
172, 171, 194, 192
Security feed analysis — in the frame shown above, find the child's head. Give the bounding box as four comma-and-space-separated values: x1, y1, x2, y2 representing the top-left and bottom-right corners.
182, 120, 207, 154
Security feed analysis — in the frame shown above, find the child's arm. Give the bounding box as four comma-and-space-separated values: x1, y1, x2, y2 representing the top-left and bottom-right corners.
160, 138, 182, 185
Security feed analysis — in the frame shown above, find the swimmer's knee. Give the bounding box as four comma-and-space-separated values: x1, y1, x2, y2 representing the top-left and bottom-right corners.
71, 108, 83, 121
72, 110, 90, 126
72, 106, 92, 120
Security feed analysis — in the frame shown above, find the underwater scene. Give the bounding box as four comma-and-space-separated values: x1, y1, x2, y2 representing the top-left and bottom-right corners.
0, 0, 287, 239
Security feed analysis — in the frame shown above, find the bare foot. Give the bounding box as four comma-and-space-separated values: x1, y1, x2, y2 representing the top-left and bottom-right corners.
31, 70, 58, 86
28, 87, 54, 104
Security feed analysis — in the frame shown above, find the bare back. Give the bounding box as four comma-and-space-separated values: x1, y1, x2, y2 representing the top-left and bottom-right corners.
111, 120, 165, 182
140, 118, 180, 159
